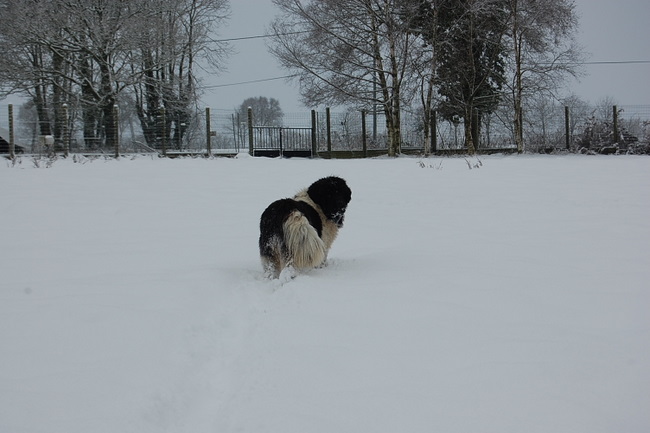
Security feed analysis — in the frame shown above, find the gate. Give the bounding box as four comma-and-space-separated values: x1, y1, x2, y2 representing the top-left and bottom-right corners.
250, 126, 314, 158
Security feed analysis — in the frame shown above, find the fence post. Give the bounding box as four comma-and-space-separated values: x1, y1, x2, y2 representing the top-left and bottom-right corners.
361, 109, 367, 158
113, 104, 119, 158
160, 107, 167, 157
311, 109, 317, 157
564, 106, 571, 150
247, 107, 254, 156
431, 110, 437, 153
231, 113, 238, 150
326, 107, 332, 156
62, 103, 70, 157
8, 104, 15, 159
612, 105, 619, 144
205, 107, 212, 157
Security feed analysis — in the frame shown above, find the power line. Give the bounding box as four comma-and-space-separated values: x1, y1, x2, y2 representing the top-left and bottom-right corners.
202, 75, 298, 89
213, 30, 650, 67
581, 60, 650, 65
200, 56, 649, 91
210, 30, 310, 43
531, 59, 650, 67
215, 29, 650, 66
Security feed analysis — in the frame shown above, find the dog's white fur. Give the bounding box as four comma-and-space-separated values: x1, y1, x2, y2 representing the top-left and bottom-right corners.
293, 189, 340, 252
282, 210, 326, 269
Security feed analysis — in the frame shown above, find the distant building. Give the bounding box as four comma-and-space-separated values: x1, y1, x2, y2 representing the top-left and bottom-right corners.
0, 127, 25, 153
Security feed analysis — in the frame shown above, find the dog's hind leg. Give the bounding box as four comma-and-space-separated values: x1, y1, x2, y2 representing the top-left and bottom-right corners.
261, 257, 278, 279
260, 235, 284, 279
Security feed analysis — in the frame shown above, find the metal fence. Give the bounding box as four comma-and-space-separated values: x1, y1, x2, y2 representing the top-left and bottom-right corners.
2, 102, 649, 158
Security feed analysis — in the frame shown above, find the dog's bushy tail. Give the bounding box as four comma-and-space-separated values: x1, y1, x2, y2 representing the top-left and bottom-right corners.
283, 210, 326, 269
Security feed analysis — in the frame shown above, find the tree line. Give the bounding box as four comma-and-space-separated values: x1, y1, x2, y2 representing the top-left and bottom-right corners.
1, 0, 582, 155
269, 0, 582, 155
0, 0, 230, 150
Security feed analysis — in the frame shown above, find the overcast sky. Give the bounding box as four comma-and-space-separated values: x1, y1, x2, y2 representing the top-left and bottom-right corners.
202, 0, 650, 112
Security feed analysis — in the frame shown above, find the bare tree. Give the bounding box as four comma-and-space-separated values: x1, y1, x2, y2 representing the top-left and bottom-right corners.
58, 0, 148, 149
561, 93, 590, 143
239, 96, 284, 126
1, 0, 230, 151
506, 0, 583, 152
593, 96, 617, 123
1, 0, 152, 149
0, 0, 69, 140
132, 0, 231, 149
269, 0, 418, 156
399, 0, 441, 155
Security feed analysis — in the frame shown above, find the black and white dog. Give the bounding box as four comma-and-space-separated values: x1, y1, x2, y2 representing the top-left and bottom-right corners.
259, 176, 351, 279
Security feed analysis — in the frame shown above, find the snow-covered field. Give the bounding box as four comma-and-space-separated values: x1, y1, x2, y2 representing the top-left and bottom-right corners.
1, 154, 649, 433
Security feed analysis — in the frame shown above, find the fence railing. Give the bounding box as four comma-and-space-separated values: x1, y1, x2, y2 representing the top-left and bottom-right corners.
2, 102, 649, 159
250, 126, 313, 157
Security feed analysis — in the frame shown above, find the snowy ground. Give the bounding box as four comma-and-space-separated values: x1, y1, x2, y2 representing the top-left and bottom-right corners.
1, 154, 649, 433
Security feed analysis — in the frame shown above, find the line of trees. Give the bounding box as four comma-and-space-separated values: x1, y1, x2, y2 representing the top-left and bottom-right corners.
1, 0, 583, 155
0, 0, 230, 150
269, 0, 583, 155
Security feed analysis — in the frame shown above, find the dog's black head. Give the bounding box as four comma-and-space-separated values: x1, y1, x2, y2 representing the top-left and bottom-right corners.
307, 176, 351, 227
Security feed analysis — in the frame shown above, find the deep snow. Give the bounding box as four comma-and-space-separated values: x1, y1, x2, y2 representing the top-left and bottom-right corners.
1, 154, 649, 433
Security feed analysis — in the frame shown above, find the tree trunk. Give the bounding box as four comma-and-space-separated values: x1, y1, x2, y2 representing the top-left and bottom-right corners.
387, 25, 402, 157
99, 55, 117, 151
388, 109, 401, 156
512, 0, 524, 153
464, 106, 476, 155
33, 85, 52, 137
30, 47, 52, 137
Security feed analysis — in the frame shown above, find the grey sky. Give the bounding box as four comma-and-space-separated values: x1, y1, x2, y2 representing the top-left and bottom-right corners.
202, 0, 650, 112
